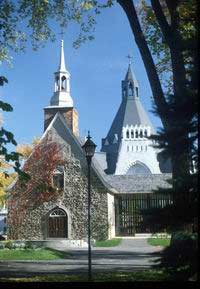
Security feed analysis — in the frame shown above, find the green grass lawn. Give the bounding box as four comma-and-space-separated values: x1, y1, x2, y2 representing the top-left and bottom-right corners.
0, 270, 170, 282
0, 248, 70, 260
147, 237, 171, 247
94, 238, 122, 247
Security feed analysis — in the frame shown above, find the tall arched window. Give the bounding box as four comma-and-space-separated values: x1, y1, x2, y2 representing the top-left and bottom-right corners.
128, 83, 133, 96
55, 76, 59, 91
136, 87, 139, 97
135, 130, 138, 138
61, 76, 66, 90
144, 129, 148, 138
140, 131, 143, 138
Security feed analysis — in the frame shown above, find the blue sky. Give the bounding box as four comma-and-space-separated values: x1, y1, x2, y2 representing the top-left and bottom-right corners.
1, 3, 162, 151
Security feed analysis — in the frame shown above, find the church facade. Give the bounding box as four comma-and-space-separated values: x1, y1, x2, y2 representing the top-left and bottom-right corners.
7, 41, 172, 241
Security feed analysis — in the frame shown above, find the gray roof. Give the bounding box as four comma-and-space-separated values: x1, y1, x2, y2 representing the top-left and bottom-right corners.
102, 94, 155, 148
102, 65, 155, 149
94, 152, 107, 172
105, 174, 172, 194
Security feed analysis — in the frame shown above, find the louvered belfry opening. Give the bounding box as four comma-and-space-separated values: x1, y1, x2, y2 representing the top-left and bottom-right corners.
115, 194, 172, 236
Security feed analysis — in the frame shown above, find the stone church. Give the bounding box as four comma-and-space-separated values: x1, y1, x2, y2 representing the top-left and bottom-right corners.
7, 40, 172, 242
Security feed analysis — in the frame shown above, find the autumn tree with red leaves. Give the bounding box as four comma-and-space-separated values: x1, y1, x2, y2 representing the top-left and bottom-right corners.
7, 133, 65, 239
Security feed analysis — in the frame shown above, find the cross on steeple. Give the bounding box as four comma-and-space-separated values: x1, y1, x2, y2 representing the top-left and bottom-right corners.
59, 27, 65, 40
126, 54, 133, 65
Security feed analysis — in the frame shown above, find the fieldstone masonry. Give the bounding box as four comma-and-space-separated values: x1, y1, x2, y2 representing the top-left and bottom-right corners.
8, 123, 109, 241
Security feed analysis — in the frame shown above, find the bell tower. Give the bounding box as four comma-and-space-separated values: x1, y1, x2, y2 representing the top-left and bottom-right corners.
44, 39, 79, 135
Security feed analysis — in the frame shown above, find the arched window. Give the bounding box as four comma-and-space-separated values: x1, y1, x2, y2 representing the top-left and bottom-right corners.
131, 130, 134, 138
136, 87, 139, 98
53, 166, 64, 190
126, 163, 151, 175
55, 76, 59, 91
50, 209, 66, 217
144, 129, 148, 138
128, 83, 133, 96
123, 88, 126, 98
61, 76, 66, 90
140, 130, 143, 138
126, 130, 130, 139
135, 130, 138, 138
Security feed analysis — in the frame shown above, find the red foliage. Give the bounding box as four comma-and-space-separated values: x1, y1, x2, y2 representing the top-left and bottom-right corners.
8, 133, 65, 237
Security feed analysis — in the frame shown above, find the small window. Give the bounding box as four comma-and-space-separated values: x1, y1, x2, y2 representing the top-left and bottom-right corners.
135, 130, 138, 138
126, 130, 130, 139
53, 166, 64, 190
140, 131, 143, 138
144, 129, 148, 137
131, 130, 134, 138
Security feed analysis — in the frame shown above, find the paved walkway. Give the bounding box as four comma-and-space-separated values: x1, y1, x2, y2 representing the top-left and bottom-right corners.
0, 239, 162, 278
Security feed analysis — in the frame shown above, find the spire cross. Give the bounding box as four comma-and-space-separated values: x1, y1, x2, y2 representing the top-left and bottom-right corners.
127, 54, 133, 65
59, 27, 64, 40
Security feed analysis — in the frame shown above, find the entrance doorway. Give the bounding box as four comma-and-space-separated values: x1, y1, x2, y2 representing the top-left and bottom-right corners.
48, 208, 68, 238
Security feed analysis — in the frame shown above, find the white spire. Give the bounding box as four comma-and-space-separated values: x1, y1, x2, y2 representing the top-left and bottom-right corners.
50, 39, 73, 107
58, 39, 67, 72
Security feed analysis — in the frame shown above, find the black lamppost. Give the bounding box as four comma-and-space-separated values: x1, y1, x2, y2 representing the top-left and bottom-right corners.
82, 131, 97, 282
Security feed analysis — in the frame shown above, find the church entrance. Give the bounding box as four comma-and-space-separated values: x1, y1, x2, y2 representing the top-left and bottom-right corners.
115, 194, 172, 235
48, 208, 68, 238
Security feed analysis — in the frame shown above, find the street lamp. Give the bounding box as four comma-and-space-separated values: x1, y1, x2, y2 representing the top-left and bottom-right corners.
82, 131, 97, 282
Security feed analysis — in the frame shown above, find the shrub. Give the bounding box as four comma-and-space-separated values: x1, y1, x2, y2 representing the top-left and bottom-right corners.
4, 240, 13, 249
160, 231, 198, 280
24, 241, 34, 249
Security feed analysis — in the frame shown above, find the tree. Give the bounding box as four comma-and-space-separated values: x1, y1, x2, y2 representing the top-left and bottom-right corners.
16, 137, 40, 160
7, 132, 65, 239
0, 77, 24, 185
0, 158, 17, 207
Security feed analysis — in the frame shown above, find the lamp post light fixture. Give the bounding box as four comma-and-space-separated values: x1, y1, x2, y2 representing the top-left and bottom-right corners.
82, 131, 97, 282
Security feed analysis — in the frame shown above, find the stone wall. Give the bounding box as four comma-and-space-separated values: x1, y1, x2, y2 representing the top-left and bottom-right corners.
7, 125, 108, 241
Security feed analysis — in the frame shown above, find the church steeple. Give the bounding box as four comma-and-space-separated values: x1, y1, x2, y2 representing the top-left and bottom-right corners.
44, 39, 79, 135
101, 60, 160, 175
50, 39, 73, 107
122, 63, 139, 100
